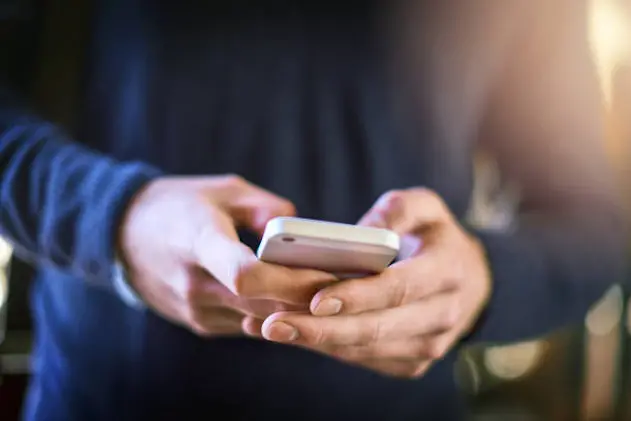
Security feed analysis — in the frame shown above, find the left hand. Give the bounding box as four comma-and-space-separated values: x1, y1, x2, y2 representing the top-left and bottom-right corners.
256, 188, 493, 378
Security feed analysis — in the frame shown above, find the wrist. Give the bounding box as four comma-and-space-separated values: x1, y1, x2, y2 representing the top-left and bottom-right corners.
111, 171, 162, 309
116, 176, 160, 273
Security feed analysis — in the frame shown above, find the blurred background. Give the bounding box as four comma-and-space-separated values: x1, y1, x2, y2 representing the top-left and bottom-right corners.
462, 0, 631, 419
1, 0, 631, 420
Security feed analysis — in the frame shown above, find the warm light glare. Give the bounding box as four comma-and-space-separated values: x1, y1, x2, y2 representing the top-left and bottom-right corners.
585, 284, 624, 335
589, 0, 631, 103
0, 238, 11, 310
0, 237, 11, 267
484, 341, 546, 380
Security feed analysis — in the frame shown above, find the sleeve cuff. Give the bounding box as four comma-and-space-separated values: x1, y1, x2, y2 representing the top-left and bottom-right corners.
112, 259, 146, 310
462, 210, 628, 345
463, 229, 566, 345
75, 160, 162, 283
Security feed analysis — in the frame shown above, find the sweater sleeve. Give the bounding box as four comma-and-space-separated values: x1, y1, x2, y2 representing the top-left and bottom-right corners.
466, 0, 628, 344
0, 85, 162, 286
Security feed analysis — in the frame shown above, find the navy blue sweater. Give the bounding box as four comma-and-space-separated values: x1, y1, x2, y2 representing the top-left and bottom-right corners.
1, 1, 627, 420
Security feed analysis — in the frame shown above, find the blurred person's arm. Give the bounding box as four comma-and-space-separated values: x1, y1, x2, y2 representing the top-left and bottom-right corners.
0, 21, 161, 286
468, 0, 628, 343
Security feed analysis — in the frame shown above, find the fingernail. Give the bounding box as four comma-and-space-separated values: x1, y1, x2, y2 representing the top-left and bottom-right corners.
267, 322, 299, 342
313, 298, 343, 316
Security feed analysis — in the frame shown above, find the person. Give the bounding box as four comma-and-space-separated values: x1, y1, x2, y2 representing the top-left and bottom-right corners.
0, 0, 627, 420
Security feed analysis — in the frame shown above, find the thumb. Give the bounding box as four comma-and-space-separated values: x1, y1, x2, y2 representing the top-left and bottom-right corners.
190, 223, 259, 294
357, 188, 449, 235
192, 224, 335, 300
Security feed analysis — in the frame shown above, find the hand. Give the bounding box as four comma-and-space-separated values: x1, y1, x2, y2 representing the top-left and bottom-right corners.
260, 188, 492, 377
119, 175, 335, 337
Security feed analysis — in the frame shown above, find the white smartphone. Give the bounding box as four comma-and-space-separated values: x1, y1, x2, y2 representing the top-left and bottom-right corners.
256, 217, 400, 277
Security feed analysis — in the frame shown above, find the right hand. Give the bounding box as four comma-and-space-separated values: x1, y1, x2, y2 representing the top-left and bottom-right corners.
118, 175, 335, 337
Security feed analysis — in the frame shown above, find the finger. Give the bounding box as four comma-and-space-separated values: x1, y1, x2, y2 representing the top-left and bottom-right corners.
188, 307, 245, 337
241, 264, 337, 304
264, 298, 459, 347
310, 258, 457, 315
331, 339, 427, 361
242, 316, 264, 337
171, 265, 227, 308
192, 229, 336, 302
191, 226, 260, 295
332, 334, 454, 362
209, 175, 296, 235
358, 188, 450, 235
355, 359, 428, 379
177, 266, 305, 320
242, 299, 308, 319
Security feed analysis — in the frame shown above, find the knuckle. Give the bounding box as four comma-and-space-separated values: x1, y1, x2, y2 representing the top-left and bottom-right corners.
411, 187, 449, 214
231, 259, 259, 297
379, 190, 407, 211
224, 174, 246, 187
366, 319, 384, 345
426, 339, 449, 360
410, 187, 440, 204
309, 325, 326, 346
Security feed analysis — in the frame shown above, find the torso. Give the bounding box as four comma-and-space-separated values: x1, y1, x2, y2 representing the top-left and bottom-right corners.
31, 1, 525, 419
81, 0, 523, 221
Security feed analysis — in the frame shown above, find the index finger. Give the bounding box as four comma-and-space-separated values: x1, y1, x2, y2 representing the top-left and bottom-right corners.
234, 262, 338, 305
358, 188, 450, 235
195, 233, 335, 303
310, 255, 457, 316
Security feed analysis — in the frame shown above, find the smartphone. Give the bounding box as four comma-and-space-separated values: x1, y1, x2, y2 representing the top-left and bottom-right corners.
256, 217, 400, 277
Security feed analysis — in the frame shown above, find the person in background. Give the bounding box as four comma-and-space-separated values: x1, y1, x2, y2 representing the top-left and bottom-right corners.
0, 0, 627, 420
